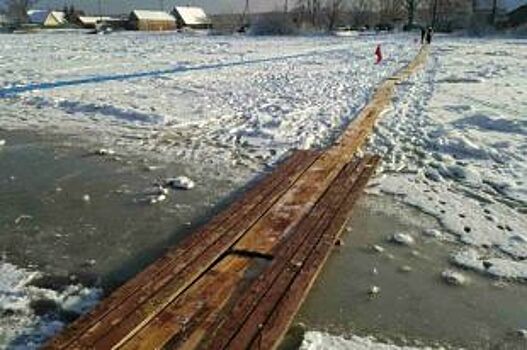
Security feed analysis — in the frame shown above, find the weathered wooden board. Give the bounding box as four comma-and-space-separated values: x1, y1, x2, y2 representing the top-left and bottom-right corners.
45, 150, 319, 350
116, 155, 379, 350
202, 156, 380, 350
246, 156, 381, 350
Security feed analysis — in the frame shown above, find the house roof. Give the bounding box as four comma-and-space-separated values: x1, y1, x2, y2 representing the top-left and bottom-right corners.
130, 10, 175, 22
504, 0, 527, 12
173, 6, 211, 26
475, 0, 527, 13
27, 10, 66, 24
78, 16, 114, 25
28, 10, 48, 24
48, 11, 66, 24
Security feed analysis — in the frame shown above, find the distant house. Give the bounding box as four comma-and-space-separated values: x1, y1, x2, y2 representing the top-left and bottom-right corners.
28, 10, 67, 27
506, 4, 527, 26
172, 6, 212, 29
78, 16, 114, 29
128, 10, 176, 31
473, 0, 527, 24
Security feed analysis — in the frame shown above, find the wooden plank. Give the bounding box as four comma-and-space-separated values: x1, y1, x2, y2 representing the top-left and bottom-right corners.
45, 150, 319, 350
250, 156, 380, 350
75, 151, 318, 349
232, 153, 345, 255
201, 156, 377, 350
118, 255, 254, 350
119, 158, 365, 350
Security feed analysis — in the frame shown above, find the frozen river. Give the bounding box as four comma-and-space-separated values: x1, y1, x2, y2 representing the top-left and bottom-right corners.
0, 31, 526, 349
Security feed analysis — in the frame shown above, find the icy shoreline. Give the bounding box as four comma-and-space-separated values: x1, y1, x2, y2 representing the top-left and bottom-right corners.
0, 262, 101, 348
300, 331, 447, 350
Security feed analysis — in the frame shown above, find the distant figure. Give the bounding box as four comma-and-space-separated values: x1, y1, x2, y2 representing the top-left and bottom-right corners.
375, 44, 383, 64
425, 27, 433, 44
421, 27, 426, 44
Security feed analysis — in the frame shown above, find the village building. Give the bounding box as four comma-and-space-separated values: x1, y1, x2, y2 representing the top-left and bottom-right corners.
77, 16, 113, 29
507, 3, 527, 26
128, 10, 176, 31
473, 0, 527, 23
28, 10, 67, 27
172, 6, 212, 29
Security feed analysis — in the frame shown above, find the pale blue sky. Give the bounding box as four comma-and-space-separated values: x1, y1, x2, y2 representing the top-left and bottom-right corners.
7, 0, 283, 15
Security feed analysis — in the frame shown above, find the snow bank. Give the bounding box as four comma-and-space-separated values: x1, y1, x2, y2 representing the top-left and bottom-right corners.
368, 37, 527, 281
0, 262, 101, 348
300, 331, 443, 350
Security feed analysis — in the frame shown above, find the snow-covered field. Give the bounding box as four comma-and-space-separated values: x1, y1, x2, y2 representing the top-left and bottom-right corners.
1, 31, 526, 349
368, 37, 527, 281
0, 31, 415, 176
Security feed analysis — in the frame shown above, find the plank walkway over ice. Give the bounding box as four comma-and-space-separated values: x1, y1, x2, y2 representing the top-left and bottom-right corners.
46, 47, 428, 350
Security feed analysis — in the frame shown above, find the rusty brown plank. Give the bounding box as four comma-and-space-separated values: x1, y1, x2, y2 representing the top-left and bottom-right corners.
120, 157, 366, 350
205, 156, 378, 350
75, 151, 318, 349
118, 255, 253, 350
45, 150, 319, 350
249, 156, 380, 350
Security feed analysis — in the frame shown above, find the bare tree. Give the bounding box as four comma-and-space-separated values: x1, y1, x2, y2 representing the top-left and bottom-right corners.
403, 0, 418, 27
491, 0, 498, 24
326, 0, 345, 30
239, 0, 250, 29
6, 0, 36, 23
429, 0, 472, 30
349, 0, 376, 27
379, 0, 405, 22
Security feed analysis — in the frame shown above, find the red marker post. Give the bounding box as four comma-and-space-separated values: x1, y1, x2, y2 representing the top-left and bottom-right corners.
375, 44, 383, 65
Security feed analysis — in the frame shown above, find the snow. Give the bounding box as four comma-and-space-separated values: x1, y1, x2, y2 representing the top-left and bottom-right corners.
49, 12, 66, 25
300, 331, 443, 350
368, 37, 527, 281
441, 270, 469, 286
452, 248, 527, 280
2, 31, 525, 347
0, 262, 101, 348
0, 32, 416, 179
78, 17, 115, 26
173, 6, 211, 26
390, 233, 415, 246
165, 176, 195, 190
27, 11, 67, 25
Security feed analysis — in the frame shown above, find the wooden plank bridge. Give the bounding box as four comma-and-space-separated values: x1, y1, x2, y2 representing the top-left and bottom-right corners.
46, 47, 428, 350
